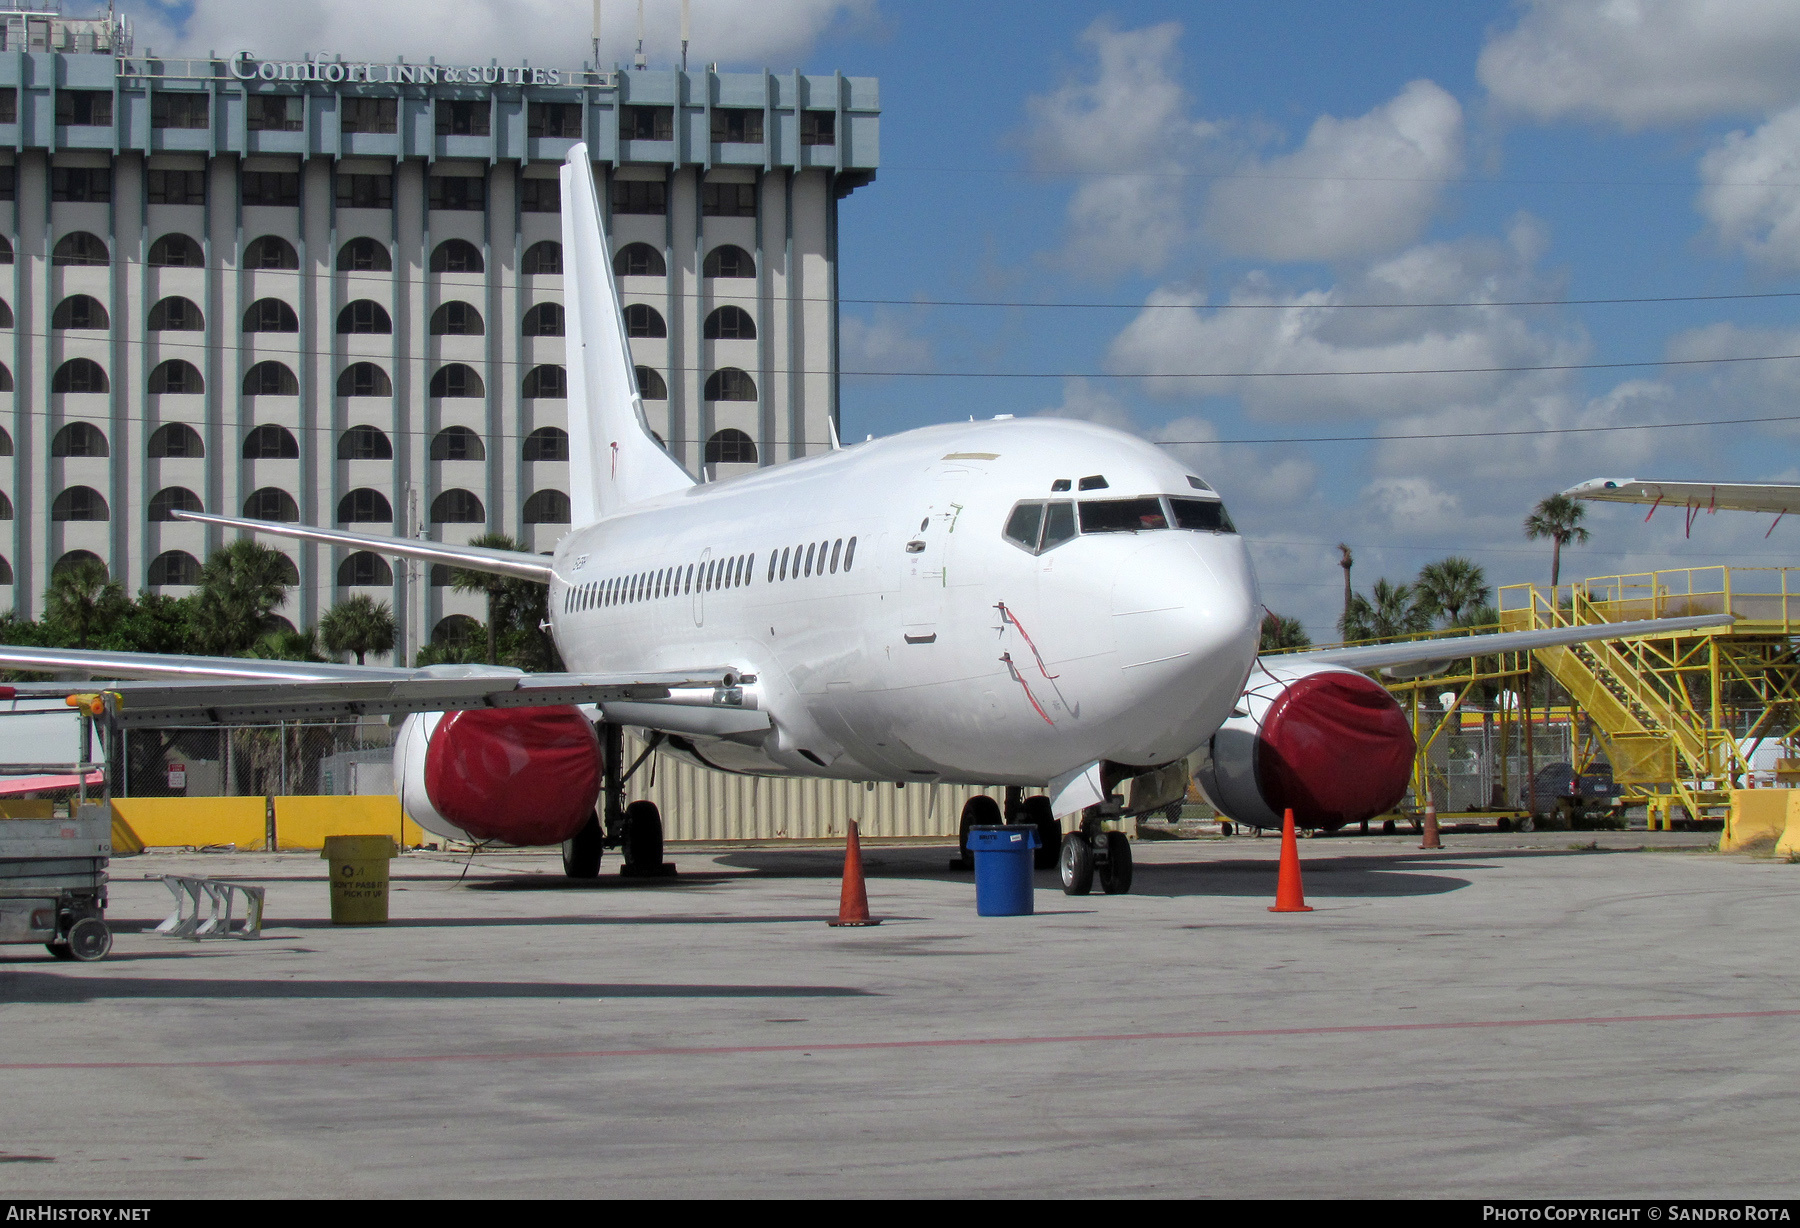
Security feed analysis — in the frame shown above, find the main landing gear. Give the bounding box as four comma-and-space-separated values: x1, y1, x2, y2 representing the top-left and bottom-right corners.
1059, 801, 1133, 896
951, 789, 1063, 872
562, 724, 676, 880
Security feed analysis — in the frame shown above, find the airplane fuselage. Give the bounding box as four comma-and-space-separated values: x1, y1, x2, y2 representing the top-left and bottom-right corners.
545, 417, 1262, 787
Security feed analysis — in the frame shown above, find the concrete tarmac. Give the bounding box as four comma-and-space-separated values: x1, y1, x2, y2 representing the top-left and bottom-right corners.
1, 830, 1796, 1199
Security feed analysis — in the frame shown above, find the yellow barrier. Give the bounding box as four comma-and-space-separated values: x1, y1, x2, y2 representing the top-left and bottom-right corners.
1775, 793, 1800, 859
1720, 789, 1792, 853
272, 795, 423, 851
111, 797, 266, 849
0, 800, 56, 819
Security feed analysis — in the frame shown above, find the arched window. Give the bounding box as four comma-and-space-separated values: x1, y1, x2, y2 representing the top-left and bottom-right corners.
703, 245, 755, 278
705, 428, 758, 464
243, 298, 298, 332
51, 295, 108, 330
147, 423, 203, 458
623, 304, 666, 338
704, 367, 757, 401
147, 486, 203, 521
0, 235, 11, 265
523, 490, 571, 523
338, 362, 393, 397
147, 550, 202, 586
51, 486, 109, 521
337, 237, 392, 271
704, 305, 756, 340
148, 296, 204, 330
0, 426, 14, 456
0, 362, 12, 393
52, 232, 108, 266
0, 491, 12, 519
148, 360, 204, 395
338, 551, 393, 587
337, 488, 393, 523
243, 424, 299, 459
244, 488, 300, 522
522, 427, 568, 461
243, 360, 299, 395
433, 614, 481, 645
337, 424, 393, 460
521, 302, 563, 336
272, 553, 300, 584
148, 233, 203, 267
53, 550, 105, 578
522, 240, 562, 275
429, 363, 483, 397
431, 489, 485, 523
635, 365, 668, 400
245, 235, 298, 270
0, 300, 11, 328
431, 426, 485, 461
51, 422, 108, 457
430, 239, 483, 273
431, 301, 484, 335
337, 299, 393, 334
613, 242, 666, 276
0, 555, 11, 584
521, 365, 566, 399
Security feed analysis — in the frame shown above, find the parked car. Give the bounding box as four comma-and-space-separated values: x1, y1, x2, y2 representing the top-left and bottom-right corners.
1531, 761, 1621, 803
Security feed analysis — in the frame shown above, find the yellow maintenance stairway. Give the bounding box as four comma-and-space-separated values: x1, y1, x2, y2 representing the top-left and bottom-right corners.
1499, 566, 1800, 827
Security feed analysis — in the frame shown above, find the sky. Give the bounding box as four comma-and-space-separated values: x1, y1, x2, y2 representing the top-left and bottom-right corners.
125, 0, 1800, 640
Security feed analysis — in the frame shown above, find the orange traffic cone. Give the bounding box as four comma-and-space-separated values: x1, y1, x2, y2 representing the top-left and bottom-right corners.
828, 820, 881, 927
1269, 808, 1313, 913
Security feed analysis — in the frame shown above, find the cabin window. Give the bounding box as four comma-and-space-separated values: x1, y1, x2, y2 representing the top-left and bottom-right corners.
845, 537, 858, 571
1168, 497, 1236, 533
805, 543, 816, 577
830, 540, 842, 573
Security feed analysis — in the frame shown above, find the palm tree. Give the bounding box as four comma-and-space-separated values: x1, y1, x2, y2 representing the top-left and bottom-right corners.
190, 540, 292, 655
450, 532, 526, 666
1415, 556, 1490, 626
1524, 493, 1590, 587
1369, 578, 1431, 639
249, 624, 327, 662
45, 558, 126, 649
1336, 543, 1354, 628
319, 595, 397, 665
1260, 611, 1311, 651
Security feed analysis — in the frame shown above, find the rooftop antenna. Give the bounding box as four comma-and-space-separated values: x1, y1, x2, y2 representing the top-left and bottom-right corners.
633, 0, 646, 70
590, 0, 600, 69
680, 0, 690, 71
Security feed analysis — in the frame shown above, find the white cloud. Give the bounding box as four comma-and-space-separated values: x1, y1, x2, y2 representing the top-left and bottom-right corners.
1205, 81, 1463, 263
125, 0, 868, 69
1363, 476, 1459, 526
1479, 0, 1800, 128
1697, 105, 1800, 270
839, 310, 932, 378
1023, 20, 1216, 277
1105, 219, 1585, 420
1037, 377, 1138, 432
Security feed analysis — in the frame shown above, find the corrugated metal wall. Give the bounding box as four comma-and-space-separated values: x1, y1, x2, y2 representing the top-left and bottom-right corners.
622, 736, 1039, 841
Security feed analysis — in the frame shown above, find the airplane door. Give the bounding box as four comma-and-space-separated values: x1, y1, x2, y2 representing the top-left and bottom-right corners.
693, 547, 710, 628
900, 474, 971, 644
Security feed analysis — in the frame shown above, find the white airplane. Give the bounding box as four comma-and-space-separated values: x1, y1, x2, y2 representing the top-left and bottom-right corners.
1565, 478, 1800, 535
0, 147, 1732, 896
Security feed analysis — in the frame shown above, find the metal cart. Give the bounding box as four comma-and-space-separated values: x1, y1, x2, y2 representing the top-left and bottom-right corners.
0, 804, 112, 961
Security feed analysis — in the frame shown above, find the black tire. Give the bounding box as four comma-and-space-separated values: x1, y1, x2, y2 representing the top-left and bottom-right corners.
562, 812, 603, 879
1382, 819, 1396, 835
622, 800, 664, 872
1100, 831, 1133, 894
1059, 832, 1094, 895
956, 795, 1002, 869
1220, 820, 1234, 837
1021, 796, 1059, 870
66, 917, 111, 962
45, 942, 75, 960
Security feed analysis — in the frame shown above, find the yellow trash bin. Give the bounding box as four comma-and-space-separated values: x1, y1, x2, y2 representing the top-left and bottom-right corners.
321, 835, 398, 925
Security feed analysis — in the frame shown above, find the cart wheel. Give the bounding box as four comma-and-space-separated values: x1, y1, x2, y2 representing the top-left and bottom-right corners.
65, 917, 112, 962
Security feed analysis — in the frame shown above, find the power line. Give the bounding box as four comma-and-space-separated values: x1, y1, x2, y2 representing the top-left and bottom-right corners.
1152, 411, 1800, 446
842, 289, 1800, 311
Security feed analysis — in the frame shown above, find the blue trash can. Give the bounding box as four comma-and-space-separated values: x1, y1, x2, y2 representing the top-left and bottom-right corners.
967, 824, 1040, 916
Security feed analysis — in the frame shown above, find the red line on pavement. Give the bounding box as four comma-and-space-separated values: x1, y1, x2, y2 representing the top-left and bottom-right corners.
4, 1007, 1797, 1072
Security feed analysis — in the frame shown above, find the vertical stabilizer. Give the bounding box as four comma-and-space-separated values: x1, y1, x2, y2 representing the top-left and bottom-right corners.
560, 145, 695, 523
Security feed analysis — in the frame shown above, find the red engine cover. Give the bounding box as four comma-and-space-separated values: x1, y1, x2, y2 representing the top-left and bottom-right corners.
423, 707, 601, 845
1256, 672, 1415, 829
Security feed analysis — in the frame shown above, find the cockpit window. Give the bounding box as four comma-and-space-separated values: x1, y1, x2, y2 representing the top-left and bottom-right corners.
1004, 502, 1044, 551
1169, 497, 1235, 533
1002, 499, 1077, 554
1079, 497, 1167, 533
1186, 475, 1212, 491
1042, 501, 1076, 550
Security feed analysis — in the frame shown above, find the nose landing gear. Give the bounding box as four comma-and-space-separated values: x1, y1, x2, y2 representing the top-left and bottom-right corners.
1058, 802, 1134, 896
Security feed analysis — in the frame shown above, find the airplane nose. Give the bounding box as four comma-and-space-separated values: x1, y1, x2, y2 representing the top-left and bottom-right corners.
1110, 533, 1260, 676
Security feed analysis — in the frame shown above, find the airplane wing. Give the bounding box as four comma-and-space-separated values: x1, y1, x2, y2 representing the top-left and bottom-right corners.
172, 510, 555, 581
1274, 613, 1734, 674
1563, 478, 1800, 516
0, 644, 741, 727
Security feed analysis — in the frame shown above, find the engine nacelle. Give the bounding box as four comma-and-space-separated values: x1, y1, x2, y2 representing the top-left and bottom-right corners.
1194, 661, 1415, 830
394, 707, 602, 845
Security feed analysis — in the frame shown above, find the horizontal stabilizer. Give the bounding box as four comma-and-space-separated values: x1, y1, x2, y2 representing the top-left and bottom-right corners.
174, 510, 554, 581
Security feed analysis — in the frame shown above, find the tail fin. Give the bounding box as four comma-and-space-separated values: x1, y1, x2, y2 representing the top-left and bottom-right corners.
560, 145, 695, 523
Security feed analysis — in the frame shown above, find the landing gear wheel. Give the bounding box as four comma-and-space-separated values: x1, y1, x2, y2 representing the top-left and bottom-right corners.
562, 813, 603, 879
1021, 796, 1059, 870
1382, 819, 1397, 835
65, 917, 111, 961
45, 942, 75, 960
1099, 832, 1133, 894
1220, 820, 1234, 837
621, 800, 674, 878
1059, 832, 1094, 895
953, 795, 1001, 871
